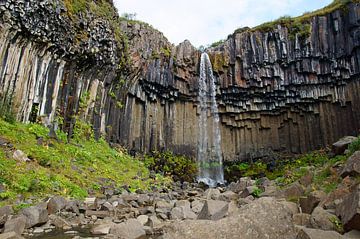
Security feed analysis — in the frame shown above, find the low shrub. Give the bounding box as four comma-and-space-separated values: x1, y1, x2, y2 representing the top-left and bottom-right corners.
144, 151, 197, 182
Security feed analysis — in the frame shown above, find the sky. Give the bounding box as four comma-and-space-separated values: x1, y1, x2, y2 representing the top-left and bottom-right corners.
114, 0, 334, 47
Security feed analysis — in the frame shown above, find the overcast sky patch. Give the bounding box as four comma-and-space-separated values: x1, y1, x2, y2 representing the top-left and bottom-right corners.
114, 0, 333, 47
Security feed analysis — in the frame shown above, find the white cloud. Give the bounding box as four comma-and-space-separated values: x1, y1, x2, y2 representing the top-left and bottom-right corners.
114, 0, 333, 47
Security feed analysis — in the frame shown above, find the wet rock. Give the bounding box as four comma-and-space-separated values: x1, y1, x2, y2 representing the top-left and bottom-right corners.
48, 214, 71, 229
310, 207, 339, 231
110, 219, 146, 239
197, 200, 228, 221
296, 227, 344, 239
21, 205, 48, 228
47, 196, 67, 214
332, 136, 358, 155
335, 184, 360, 231
341, 151, 360, 178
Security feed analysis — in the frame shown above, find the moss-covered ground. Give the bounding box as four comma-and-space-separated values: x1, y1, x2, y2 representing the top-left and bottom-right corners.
0, 119, 171, 207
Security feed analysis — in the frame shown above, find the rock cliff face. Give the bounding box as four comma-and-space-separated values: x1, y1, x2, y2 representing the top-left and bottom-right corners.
1, 0, 360, 161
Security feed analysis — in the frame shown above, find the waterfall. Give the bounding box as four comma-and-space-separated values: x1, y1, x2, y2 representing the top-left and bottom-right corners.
197, 52, 224, 187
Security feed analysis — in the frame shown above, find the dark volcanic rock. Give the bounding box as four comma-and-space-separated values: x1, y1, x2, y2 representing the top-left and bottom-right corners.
332, 136, 358, 156
21, 205, 49, 228
335, 184, 360, 231
341, 151, 360, 178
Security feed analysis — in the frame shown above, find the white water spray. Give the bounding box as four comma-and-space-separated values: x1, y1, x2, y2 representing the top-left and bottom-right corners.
197, 52, 224, 187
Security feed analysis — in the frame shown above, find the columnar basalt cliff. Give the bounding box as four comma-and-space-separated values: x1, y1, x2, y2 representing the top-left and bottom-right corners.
1, 0, 360, 162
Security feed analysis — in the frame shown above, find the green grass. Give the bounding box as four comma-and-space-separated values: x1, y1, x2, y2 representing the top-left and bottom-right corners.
0, 119, 171, 205
234, 0, 360, 37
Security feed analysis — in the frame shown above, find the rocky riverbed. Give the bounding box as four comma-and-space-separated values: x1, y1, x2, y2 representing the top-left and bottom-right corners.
1, 145, 360, 239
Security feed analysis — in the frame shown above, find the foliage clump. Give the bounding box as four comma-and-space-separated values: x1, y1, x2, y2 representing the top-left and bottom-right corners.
144, 151, 198, 182
0, 119, 171, 205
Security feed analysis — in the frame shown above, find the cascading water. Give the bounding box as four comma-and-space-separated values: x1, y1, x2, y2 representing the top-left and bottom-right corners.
197, 52, 224, 187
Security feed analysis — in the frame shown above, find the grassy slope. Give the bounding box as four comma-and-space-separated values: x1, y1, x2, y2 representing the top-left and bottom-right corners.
0, 119, 170, 206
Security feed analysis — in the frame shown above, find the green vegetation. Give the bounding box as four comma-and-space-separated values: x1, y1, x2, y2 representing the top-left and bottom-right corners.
210, 39, 225, 48
234, 0, 360, 39
144, 151, 198, 182
224, 139, 360, 193
0, 119, 171, 206
348, 136, 360, 154
64, 0, 87, 16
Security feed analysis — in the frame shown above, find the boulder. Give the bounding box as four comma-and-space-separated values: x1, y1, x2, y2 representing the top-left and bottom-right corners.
310, 206, 339, 231
21, 205, 48, 228
279, 200, 299, 215
219, 191, 238, 201
293, 213, 311, 227
296, 227, 344, 239
0, 205, 13, 225
203, 188, 221, 200
155, 200, 173, 214
136, 215, 149, 225
91, 223, 113, 235
300, 191, 327, 214
283, 182, 305, 200
335, 185, 360, 231
12, 150, 30, 162
85, 210, 110, 219
227, 177, 252, 193
48, 214, 71, 229
3, 216, 26, 235
148, 215, 162, 228
47, 196, 67, 214
162, 197, 296, 239
83, 197, 97, 210
344, 230, 360, 238
332, 136, 358, 155
110, 219, 146, 239
197, 200, 228, 221
0, 232, 25, 239
191, 200, 204, 214
239, 186, 258, 198
341, 151, 360, 178
170, 205, 197, 220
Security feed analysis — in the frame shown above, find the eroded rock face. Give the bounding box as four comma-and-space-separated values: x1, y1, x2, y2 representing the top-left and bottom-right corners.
1, 1, 360, 161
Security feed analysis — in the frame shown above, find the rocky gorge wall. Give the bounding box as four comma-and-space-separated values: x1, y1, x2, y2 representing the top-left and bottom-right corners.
119, 2, 360, 162
1, 0, 360, 162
